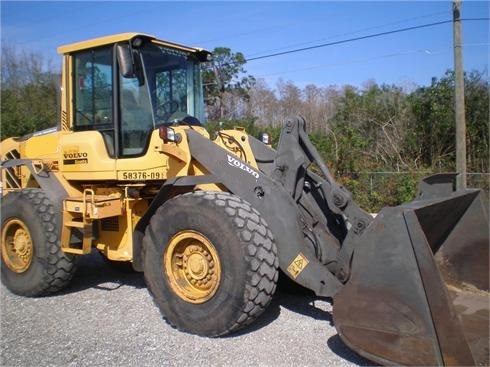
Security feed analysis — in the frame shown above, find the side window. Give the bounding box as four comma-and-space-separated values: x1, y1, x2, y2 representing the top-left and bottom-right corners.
73, 47, 113, 130
120, 74, 154, 156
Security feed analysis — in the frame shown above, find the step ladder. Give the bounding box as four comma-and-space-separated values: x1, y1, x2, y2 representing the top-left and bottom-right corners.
61, 189, 123, 255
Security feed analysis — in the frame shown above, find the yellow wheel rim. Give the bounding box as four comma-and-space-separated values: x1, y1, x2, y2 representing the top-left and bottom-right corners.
2, 219, 33, 273
164, 230, 221, 304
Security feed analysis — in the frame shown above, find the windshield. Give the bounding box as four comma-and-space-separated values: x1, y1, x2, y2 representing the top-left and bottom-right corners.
139, 42, 205, 124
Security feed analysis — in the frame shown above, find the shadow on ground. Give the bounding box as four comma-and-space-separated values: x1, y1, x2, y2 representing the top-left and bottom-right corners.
275, 279, 375, 366
58, 250, 145, 295
59, 251, 374, 366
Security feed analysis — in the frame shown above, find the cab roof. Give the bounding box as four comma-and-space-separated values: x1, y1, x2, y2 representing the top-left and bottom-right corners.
57, 32, 206, 55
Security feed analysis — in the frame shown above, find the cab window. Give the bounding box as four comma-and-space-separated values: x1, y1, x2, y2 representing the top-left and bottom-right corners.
155, 68, 188, 121
73, 46, 113, 130
120, 74, 154, 156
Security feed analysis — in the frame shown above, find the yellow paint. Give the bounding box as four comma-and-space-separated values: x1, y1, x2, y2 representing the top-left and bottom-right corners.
0, 33, 222, 266
164, 230, 222, 304
1, 219, 33, 273
24, 132, 60, 159
57, 32, 206, 56
59, 131, 116, 179
213, 129, 259, 169
57, 33, 155, 54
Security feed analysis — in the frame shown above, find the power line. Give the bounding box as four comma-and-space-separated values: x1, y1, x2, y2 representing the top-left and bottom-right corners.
245, 11, 450, 58
246, 18, 489, 62
254, 49, 446, 80
255, 42, 489, 80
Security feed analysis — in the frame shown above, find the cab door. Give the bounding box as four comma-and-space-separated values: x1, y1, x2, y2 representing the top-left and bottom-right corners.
59, 44, 116, 180
114, 50, 165, 180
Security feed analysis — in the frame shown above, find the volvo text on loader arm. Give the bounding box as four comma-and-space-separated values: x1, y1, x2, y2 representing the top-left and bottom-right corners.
1, 33, 488, 366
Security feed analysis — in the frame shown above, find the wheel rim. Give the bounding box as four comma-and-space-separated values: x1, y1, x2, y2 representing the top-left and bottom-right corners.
2, 219, 34, 273
164, 230, 221, 304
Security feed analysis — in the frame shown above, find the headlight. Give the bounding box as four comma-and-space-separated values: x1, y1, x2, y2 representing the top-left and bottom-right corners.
159, 126, 182, 143
259, 132, 271, 145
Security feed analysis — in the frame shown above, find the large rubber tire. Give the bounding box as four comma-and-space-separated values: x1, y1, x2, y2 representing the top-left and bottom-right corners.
143, 191, 279, 336
1, 189, 78, 296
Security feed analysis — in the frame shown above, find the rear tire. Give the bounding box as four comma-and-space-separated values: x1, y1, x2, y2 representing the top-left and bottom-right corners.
1, 189, 77, 296
143, 191, 279, 336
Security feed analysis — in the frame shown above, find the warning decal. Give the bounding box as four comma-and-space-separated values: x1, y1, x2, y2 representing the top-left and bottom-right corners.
286, 253, 309, 279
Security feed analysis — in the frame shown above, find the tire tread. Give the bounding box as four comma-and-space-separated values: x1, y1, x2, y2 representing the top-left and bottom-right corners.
143, 190, 279, 337
2, 189, 77, 296
190, 191, 279, 334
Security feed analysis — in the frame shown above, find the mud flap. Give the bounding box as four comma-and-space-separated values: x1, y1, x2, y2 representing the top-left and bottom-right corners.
333, 189, 489, 366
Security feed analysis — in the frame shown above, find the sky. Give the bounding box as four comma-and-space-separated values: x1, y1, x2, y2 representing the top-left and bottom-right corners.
1, 1, 489, 90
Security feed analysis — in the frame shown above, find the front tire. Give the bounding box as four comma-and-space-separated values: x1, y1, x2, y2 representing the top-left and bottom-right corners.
143, 191, 279, 336
1, 189, 77, 296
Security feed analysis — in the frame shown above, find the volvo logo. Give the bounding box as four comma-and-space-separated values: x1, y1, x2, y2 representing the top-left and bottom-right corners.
63, 152, 88, 159
227, 154, 260, 179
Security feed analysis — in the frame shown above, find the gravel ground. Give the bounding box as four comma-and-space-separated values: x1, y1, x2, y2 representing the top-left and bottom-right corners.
1, 251, 373, 367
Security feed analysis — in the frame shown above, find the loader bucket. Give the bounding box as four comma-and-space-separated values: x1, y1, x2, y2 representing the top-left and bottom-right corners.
333, 187, 489, 366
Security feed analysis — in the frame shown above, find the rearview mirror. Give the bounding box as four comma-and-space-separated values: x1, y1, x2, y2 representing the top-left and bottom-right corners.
116, 43, 134, 78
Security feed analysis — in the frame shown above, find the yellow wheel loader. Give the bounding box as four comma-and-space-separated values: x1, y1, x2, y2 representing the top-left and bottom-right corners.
1, 33, 488, 366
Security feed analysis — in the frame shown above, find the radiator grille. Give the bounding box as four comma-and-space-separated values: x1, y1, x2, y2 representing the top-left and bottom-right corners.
100, 217, 119, 232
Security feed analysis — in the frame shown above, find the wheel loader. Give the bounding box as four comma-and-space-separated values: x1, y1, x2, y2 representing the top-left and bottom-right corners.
1, 33, 488, 366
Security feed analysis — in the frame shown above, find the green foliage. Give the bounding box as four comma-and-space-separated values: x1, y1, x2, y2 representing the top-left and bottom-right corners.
395, 174, 419, 204
331, 83, 415, 171
463, 71, 489, 172
409, 70, 489, 172
409, 72, 456, 169
1, 78, 59, 140
1, 45, 59, 139
337, 172, 423, 212
308, 123, 369, 175
204, 117, 282, 149
202, 47, 255, 120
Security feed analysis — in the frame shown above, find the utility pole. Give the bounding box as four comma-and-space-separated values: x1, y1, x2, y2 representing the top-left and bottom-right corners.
453, 0, 467, 189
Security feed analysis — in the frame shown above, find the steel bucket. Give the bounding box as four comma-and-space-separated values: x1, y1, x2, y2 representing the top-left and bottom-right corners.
333, 180, 489, 366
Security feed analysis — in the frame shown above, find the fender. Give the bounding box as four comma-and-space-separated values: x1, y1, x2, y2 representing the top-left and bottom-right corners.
1, 158, 69, 235
185, 129, 343, 297
131, 174, 219, 271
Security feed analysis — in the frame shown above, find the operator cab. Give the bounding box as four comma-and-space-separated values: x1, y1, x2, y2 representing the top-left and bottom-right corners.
60, 33, 210, 158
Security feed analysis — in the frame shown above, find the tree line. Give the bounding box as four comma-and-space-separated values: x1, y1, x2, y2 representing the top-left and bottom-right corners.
204, 48, 489, 210
204, 48, 488, 174
2, 45, 488, 211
